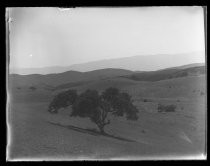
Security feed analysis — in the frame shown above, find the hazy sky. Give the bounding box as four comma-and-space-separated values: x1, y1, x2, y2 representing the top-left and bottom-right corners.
8, 7, 205, 69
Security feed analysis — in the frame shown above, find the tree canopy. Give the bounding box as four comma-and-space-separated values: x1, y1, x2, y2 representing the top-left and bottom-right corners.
48, 89, 78, 113
48, 87, 139, 133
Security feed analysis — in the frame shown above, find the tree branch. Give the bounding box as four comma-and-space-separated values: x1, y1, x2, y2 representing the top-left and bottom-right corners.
104, 119, 110, 125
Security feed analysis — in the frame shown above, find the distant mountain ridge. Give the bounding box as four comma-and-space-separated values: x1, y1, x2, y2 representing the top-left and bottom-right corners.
10, 51, 205, 75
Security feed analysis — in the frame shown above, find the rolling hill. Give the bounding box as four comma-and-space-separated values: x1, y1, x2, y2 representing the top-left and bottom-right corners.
9, 64, 205, 93
54, 64, 205, 91
122, 66, 205, 82
161, 63, 205, 70
9, 68, 134, 88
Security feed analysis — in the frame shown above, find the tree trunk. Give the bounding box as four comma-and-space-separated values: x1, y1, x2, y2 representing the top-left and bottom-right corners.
98, 124, 105, 134
49, 108, 58, 114
53, 109, 58, 114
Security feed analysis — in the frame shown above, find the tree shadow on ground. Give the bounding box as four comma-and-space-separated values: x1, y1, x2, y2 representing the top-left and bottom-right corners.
47, 121, 136, 143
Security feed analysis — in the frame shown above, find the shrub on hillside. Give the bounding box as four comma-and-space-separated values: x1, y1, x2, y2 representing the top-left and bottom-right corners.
157, 103, 176, 113
200, 91, 205, 96
29, 86, 36, 90
142, 98, 153, 102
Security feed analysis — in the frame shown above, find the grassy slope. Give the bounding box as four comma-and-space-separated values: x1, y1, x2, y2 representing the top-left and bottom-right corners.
124, 75, 206, 98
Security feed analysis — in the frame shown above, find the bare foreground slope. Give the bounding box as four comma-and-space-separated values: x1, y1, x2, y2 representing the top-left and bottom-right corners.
7, 67, 206, 160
